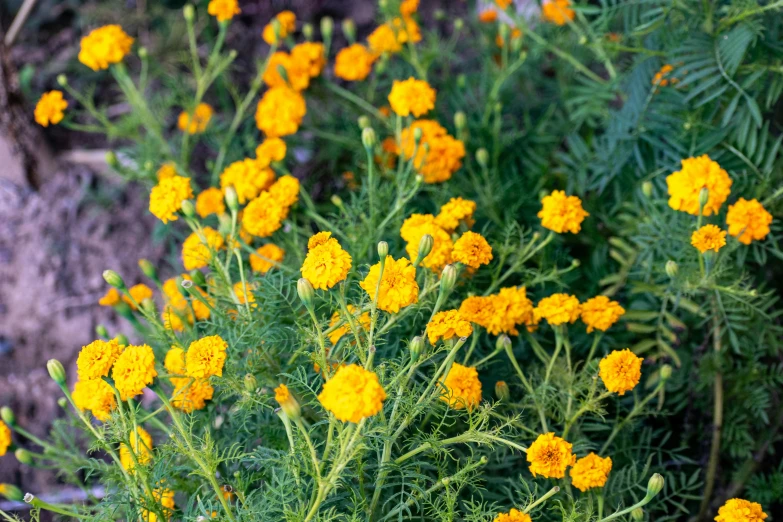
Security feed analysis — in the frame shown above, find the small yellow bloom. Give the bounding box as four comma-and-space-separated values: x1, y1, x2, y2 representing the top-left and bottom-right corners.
538, 190, 589, 234
72, 378, 117, 421
580, 296, 625, 333
242, 192, 287, 238
144, 487, 175, 522
434, 197, 476, 232
78, 25, 134, 71
399, 120, 465, 183
652, 64, 678, 87
388, 77, 436, 117
301, 232, 352, 290
401, 215, 453, 271
186, 335, 228, 379
494, 509, 531, 522
256, 86, 306, 138
335, 44, 377, 81
400, 0, 419, 16
162, 305, 191, 332
172, 379, 214, 413
328, 304, 371, 345
317, 364, 386, 423
267, 174, 300, 208
0, 421, 11, 456
99, 287, 121, 306
196, 187, 227, 218
119, 426, 152, 472
156, 163, 177, 180
124, 283, 154, 310
479, 10, 498, 23
360, 256, 419, 313
570, 453, 613, 492
219, 158, 275, 204
714, 498, 767, 522
691, 224, 727, 253
368, 17, 420, 54
291, 42, 326, 79
427, 310, 473, 345
182, 227, 225, 270
263, 51, 312, 91
541, 0, 575, 26
452, 231, 493, 269
34, 90, 68, 127
149, 175, 194, 224
178, 103, 213, 134
526, 432, 576, 478
77, 339, 123, 381
441, 362, 482, 410
233, 281, 257, 308
208, 0, 240, 22
164, 347, 187, 388
535, 293, 581, 326
112, 344, 157, 400
666, 155, 732, 216
726, 198, 773, 245
250, 243, 285, 273
262, 10, 296, 45
599, 349, 643, 395
256, 137, 287, 167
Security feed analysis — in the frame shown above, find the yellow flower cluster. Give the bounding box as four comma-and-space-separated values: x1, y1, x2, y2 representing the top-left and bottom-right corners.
328, 305, 372, 345
34, 90, 68, 127
149, 175, 194, 223
570, 453, 613, 492
165, 339, 223, 413
434, 197, 476, 232
256, 86, 307, 138
538, 190, 589, 234
452, 231, 493, 269
263, 10, 296, 45
360, 256, 419, 313
441, 362, 482, 410
691, 224, 727, 253
256, 137, 287, 167
368, 17, 421, 54
207, 0, 240, 22
399, 120, 466, 183
666, 155, 732, 216
263, 43, 325, 92
172, 378, 215, 413
112, 344, 158, 400
714, 498, 767, 522
250, 243, 286, 273
335, 44, 377, 81
219, 158, 275, 204
599, 349, 643, 395
535, 293, 581, 326
388, 77, 436, 117
301, 232, 353, 290
494, 509, 531, 522
78, 25, 134, 71
541, 0, 576, 26
160, 276, 211, 332
526, 432, 576, 478
726, 198, 773, 245
459, 286, 536, 336
182, 227, 225, 270
178, 103, 213, 134
580, 296, 625, 333
0, 421, 10, 457
120, 426, 153, 472
427, 309, 473, 344
185, 335, 228, 379
318, 364, 386, 423
72, 378, 116, 421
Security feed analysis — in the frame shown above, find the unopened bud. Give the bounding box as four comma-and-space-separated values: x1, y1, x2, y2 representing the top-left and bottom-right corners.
181, 199, 196, 218
56, 74, 68, 87
645, 473, 665, 498
15, 449, 33, 465
454, 111, 466, 131
377, 241, 389, 259
476, 148, 489, 168
96, 324, 109, 339
631, 507, 644, 521
357, 115, 371, 129
414, 234, 434, 266
138, 47, 148, 59
276, 63, 289, 84
498, 23, 509, 42
362, 127, 377, 149
140, 298, 156, 315
189, 270, 206, 287
660, 364, 672, 380
276, 385, 301, 420
244, 373, 257, 392
413, 127, 423, 144
331, 195, 343, 207
457, 74, 466, 88
57, 398, 67, 408
115, 334, 129, 346
105, 151, 119, 168
103, 270, 125, 289
342, 19, 356, 43
320, 17, 334, 40
641, 181, 653, 198
698, 187, 709, 210
496, 334, 512, 352
578, 35, 588, 45
183, 4, 195, 21
440, 264, 458, 293
495, 381, 510, 401
571, 259, 581, 268
297, 278, 315, 308
225, 186, 239, 212
1, 407, 15, 426
409, 336, 424, 362
138, 259, 157, 281
454, 18, 464, 31
0, 484, 23, 501
665, 260, 678, 279
434, 8, 446, 20
302, 23, 314, 41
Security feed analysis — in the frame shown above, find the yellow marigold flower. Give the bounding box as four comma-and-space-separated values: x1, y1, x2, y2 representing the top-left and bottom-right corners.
78, 25, 134, 71
541, 0, 575, 26
360, 255, 419, 313
182, 227, 225, 270
317, 364, 386, 422
144, 487, 175, 522
186, 335, 228, 379
208, 0, 240, 22
402, 217, 454, 271
250, 243, 285, 273
262, 10, 296, 45
149, 175, 194, 224
527, 432, 576, 478
494, 509, 531, 522
34, 90, 68, 127
292, 42, 326, 78
392, 16, 422, 44
400, 0, 419, 16
164, 346, 187, 388
268, 174, 300, 208
580, 295, 625, 333
233, 281, 257, 308
479, 9, 498, 23
452, 231, 493, 269
0, 421, 11, 456
301, 231, 352, 290
535, 293, 581, 326
263, 51, 311, 91
570, 453, 613, 492
652, 64, 677, 87
157, 163, 177, 180
401, 213, 437, 242
691, 224, 727, 253
219, 158, 275, 205
435, 197, 476, 232
666, 155, 732, 216
538, 190, 589, 234
195, 187, 226, 218
334, 43, 377, 81
72, 378, 116, 421
399, 120, 465, 183
328, 305, 371, 345
486, 287, 537, 335
459, 295, 493, 329
112, 344, 157, 400
427, 310, 473, 345
172, 379, 214, 413
715, 498, 768, 522
178, 103, 213, 134
441, 362, 482, 410
256, 137, 287, 167
599, 349, 643, 395
124, 283, 154, 310
120, 426, 152, 472
726, 198, 773, 245
77, 339, 123, 381
388, 77, 436, 117
99, 287, 121, 306
162, 305, 191, 332
368, 18, 421, 55
256, 86, 306, 138
242, 192, 287, 237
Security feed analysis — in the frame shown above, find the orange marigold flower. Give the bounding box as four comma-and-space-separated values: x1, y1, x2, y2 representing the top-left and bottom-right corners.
208, 0, 240, 22
99, 287, 121, 306
441, 362, 482, 410
0, 421, 10, 457
119, 426, 152, 472
112, 344, 157, 400
480, 10, 499, 23
599, 349, 643, 395
124, 283, 154, 310
691, 224, 727, 253
256, 86, 306, 138
34, 90, 68, 127
263, 51, 311, 91
527, 432, 576, 478
435, 197, 476, 232
666, 155, 732, 216
538, 190, 589, 234
570, 453, 613, 492
328, 304, 371, 344
495, 0, 513, 8
360, 255, 419, 313
580, 296, 625, 333
178, 103, 213, 134
72, 378, 116, 421
334, 44, 377, 81
291, 42, 326, 78
268, 174, 300, 208
400, 0, 419, 16
485, 286, 537, 335
157, 163, 176, 180
726, 198, 773, 245
459, 295, 494, 329
242, 192, 288, 237
149, 175, 194, 224
317, 364, 386, 422
452, 231, 493, 269
494, 509, 530, 522
388, 77, 436, 117
368, 17, 421, 54
256, 137, 287, 167
541, 0, 575, 26
399, 120, 466, 183
196, 187, 226, 218
427, 310, 473, 344
78, 25, 134, 71
186, 335, 228, 379
263, 10, 296, 45
535, 293, 581, 326
182, 227, 225, 270
652, 64, 677, 87
301, 231, 352, 290
250, 243, 285, 273
714, 498, 768, 522
219, 158, 275, 204
77, 338, 123, 381
172, 378, 214, 413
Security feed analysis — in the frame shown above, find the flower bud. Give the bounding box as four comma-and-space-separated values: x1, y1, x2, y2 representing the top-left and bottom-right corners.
457, 74, 466, 88
56, 74, 68, 87
357, 115, 371, 129
440, 264, 458, 293
276, 386, 301, 421
103, 270, 125, 289
342, 19, 356, 43
698, 187, 709, 210
302, 23, 314, 41
15, 449, 33, 465
183, 4, 195, 21
140, 297, 156, 316
476, 148, 489, 168
244, 373, 258, 392
57, 398, 67, 408
320, 17, 334, 41
297, 278, 315, 308
641, 181, 653, 198
454, 111, 467, 132
454, 18, 464, 31
331, 195, 343, 207
138, 259, 157, 281
0, 484, 23, 502
224, 186, 239, 213
665, 260, 678, 279
138, 47, 148, 59
271, 18, 282, 41
377, 241, 389, 259
660, 364, 672, 381
631, 507, 644, 521
495, 381, 510, 401
1, 406, 15, 426
645, 473, 665, 498
181, 199, 196, 218
105, 151, 119, 168
47, 359, 66, 385
409, 336, 424, 362
115, 334, 129, 346
95, 324, 109, 339
496, 334, 512, 352
189, 270, 207, 287
414, 234, 434, 266
578, 35, 588, 45
362, 127, 377, 149
498, 23, 509, 42
413, 126, 423, 144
